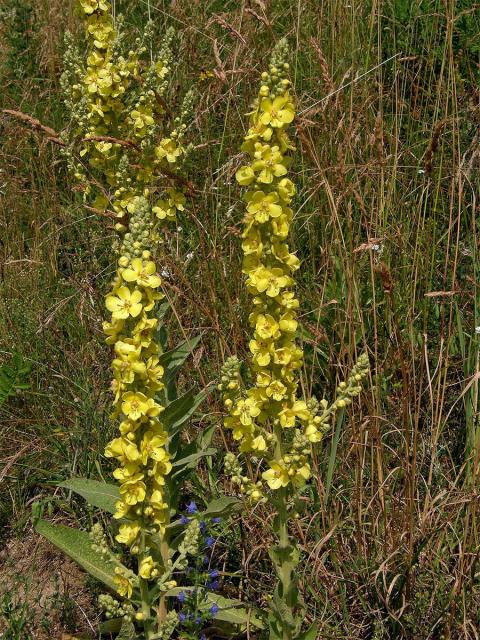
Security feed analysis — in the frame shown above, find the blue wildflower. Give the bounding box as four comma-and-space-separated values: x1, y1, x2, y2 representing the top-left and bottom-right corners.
209, 569, 219, 578
178, 612, 186, 622
200, 520, 207, 533
210, 603, 219, 616
206, 536, 215, 547
212, 517, 221, 523
186, 501, 197, 514
177, 591, 186, 603
180, 515, 189, 525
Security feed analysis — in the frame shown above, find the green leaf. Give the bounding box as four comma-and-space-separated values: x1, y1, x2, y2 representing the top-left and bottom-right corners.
165, 589, 263, 629
0, 352, 31, 407
162, 386, 210, 437
203, 496, 242, 518
35, 520, 118, 591
117, 619, 136, 639
297, 623, 319, 640
99, 618, 122, 635
59, 478, 119, 514
171, 448, 216, 476
159, 335, 201, 375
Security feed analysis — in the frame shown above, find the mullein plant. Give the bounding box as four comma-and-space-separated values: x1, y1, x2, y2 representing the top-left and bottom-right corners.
219, 41, 369, 640
34, 2, 230, 639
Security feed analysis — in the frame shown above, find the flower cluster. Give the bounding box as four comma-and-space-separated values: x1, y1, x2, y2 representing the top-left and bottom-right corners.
174, 502, 223, 639
220, 42, 316, 496
60, 0, 193, 245
221, 42, 369, 499
61, 0, 196, 610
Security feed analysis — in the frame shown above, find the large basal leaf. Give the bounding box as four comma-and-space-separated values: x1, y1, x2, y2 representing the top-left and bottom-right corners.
35, 520, 117, 591
203, 496, 242, 518
162, 386, 210, 437
59, 477, 119, 514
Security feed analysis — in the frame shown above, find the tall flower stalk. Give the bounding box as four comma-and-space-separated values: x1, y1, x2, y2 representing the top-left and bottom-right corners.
48, 2, 205, 638
220, 41, 369, 639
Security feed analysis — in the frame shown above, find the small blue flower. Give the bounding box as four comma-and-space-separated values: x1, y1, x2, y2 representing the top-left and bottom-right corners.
200, 520, 207, 533
195, 616, 202, 624
178, 612, 186, 622
212, 517, 221, 523
186, 501, 197, 514
203, 555, 210, 565
210, 603, 219, 616
177, 591, 186, 603
209, 569, 219, 578
208, 579, 219, 590
206, 536, 215, 547
200, 635, 207, 640
180, 515, 189, 525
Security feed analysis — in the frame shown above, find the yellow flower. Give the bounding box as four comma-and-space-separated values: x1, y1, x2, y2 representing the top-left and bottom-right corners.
155, 138, 182, 164
122, 391, 161, 420
80, 0, 110, 15
255, 314, 280, 340
122, 259, 162, 289
106, 286, 143, 320
232, 397, 261, 426
112, 347, 146, 384
103, 319, 124, 345
116, 522, 140, 546
105, 436, 140, 464
119, 473, 147, 505
132, 315, 158, 348
166, 188, 186, 211
252, 144, 288, 184
114, 572, 133, 598
240, 434, 267, 452
248, 267, 292, 298
130, 105, 155, 136
293, 463, 311, 485
139, 556, 156, 579
266, 379, 287, 401
246, 190, 282, 223
236, 165, 255, 186
278, 400, 311, 428
279, 312, 298, 334
249, 339, 272, 367
140, 430, 169, 465
262, 461, 290, 489
242, 229, 263, 256
259, 96, 295, 128
305, 422, 322, 443
278, 177, 296, 202
153, 199, 175, 220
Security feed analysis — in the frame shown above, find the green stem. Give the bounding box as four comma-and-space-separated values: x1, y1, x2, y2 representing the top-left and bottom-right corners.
139, 532, 154, 639
272, 426, 297, 640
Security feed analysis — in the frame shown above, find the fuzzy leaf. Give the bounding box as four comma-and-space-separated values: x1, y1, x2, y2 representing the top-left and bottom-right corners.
162, 386, 210, 437
59, 477, 119, 514
98, 618, 122, 635
35, 520, 118, 591
171, 448, 216, 476
159, 335, 201, 375
203, 496, 242, 518
297, 623, 319, 640
117, 619, 136, 639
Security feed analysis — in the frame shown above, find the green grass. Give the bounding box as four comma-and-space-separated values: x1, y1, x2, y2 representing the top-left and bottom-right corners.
1, 0, 479, 638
